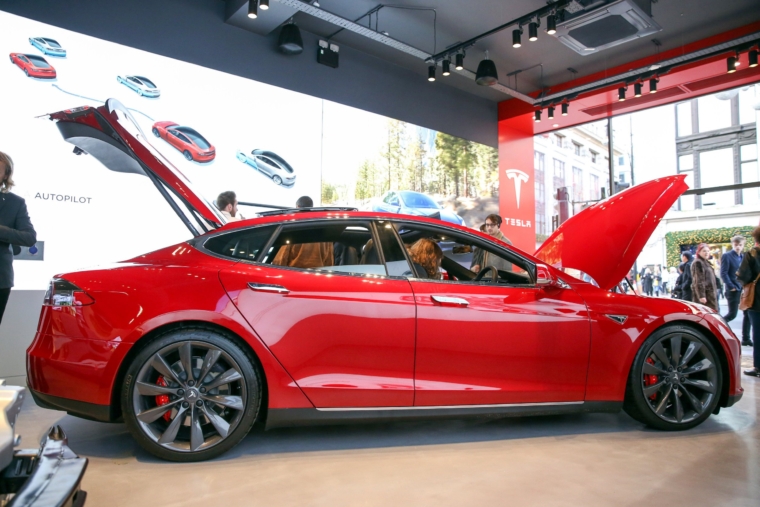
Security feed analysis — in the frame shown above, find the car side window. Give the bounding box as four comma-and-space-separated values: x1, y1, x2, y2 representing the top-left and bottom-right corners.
177, 133, 191, 143
392, 222, 534, 285
203, 225, 278, 261
389, 194, 399, 206
375, 220, 413, 277
261, 221, 387, 277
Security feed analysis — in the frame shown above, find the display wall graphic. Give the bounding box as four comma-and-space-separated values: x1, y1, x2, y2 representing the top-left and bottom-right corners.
0, 10, 499, 291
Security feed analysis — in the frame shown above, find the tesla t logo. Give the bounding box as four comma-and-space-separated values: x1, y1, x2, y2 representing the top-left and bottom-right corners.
505, 169, 530, 208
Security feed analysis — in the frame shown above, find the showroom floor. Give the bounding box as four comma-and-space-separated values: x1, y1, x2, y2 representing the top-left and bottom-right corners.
11, 307, 760, 507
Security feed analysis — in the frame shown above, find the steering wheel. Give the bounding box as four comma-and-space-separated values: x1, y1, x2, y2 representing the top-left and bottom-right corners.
474, 265, 499, 282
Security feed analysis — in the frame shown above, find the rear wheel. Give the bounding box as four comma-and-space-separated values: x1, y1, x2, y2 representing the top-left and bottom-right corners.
272, 175, 283, 185
624, 325, 722, 430
122, 328, 261, 461
24, 69, 29, 77
183, 150, 193, 161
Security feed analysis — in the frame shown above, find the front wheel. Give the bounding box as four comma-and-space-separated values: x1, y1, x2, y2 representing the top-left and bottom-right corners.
121, 328, 262, 461
152, 127, 160, 137
624, 325, 722, 430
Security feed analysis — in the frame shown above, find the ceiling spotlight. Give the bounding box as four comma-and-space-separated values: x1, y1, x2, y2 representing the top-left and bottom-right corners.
529, 22, 538, 42
455, 53, 464, 70
561, 103, 568, 116
727, 56, 737, 73
649, 78, 658, 93
260, 0, 269, 10
278, 22, 303, 54
534, 109, 542, 123
546, 15, 557, 35
475, 51, 498, 86
428, 65, 436, 82
634, 83, 642, 97
312, 0, 320, 7
548, 106, 555, 119
512, 29, 522, 48
618, 87, 626, 102
442, 58, 451, 76
750, 49, 759, 68
248, 0, 258, 19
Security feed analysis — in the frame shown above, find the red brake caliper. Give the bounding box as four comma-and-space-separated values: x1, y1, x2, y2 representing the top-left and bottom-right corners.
644, 358, 659, 400
155, 376, 172, 421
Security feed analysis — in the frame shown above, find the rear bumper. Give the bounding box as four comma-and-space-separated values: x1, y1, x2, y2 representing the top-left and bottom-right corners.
29, 388, 115, 422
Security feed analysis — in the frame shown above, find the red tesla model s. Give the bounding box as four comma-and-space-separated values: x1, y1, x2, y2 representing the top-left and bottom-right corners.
152, 121, 215, 162
27, 100, 743, 462
9, 52, 56, 79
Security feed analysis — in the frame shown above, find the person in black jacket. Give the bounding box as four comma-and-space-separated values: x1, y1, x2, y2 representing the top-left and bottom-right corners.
737, 226, 760, 377
680, 251, 694, 302
0, 151, 37, 325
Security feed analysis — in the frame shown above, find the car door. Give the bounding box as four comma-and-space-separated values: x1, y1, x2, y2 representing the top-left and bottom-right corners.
216, 219, 417, 408
383, 220, 591, 407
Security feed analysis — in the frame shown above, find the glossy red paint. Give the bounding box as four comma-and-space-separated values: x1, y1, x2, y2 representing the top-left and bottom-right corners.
536, 175, 689, 291
410, 280, 591, 405
152, 121, 216, 163
219, 263, 416, 408
9, 52, 56, 78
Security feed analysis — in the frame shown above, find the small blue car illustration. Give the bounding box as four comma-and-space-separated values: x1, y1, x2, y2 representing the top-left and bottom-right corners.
28, 37, 66, 57
372, 190, 466, 225
117, 75, 160, 98
236, 149, 296, 187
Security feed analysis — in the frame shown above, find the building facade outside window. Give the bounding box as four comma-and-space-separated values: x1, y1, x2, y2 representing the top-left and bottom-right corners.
534, 150, 546, 235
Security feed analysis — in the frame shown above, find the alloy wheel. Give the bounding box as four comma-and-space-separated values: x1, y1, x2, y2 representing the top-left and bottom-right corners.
131, 340, 247, 453
272, 175, 283, 185
640, 332, 718, 424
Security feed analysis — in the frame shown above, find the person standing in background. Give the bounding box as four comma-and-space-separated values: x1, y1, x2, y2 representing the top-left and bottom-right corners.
691, 243, 719, 312
216, 191, 244, 222
737, 227, 760, 376
721, 236, 752, 346
680, 251, 694, 302
0, 151, 37, 326
471, 214, 512, 274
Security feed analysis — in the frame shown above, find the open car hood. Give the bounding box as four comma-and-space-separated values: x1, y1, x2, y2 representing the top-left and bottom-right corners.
47, 99, 224, 236
534, 175, 687, 291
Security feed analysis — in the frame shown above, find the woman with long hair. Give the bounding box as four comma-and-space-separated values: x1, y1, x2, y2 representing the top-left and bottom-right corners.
0, 151, 37, 325
691, 243, 718, 311
409, 238, 443, 280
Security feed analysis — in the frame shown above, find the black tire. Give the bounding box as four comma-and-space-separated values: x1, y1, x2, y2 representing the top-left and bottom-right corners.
183, 150, 193, 161
623, 325, 722, 431
24, 69, 29, 77
152, 127, 160, 137
121, 328, 261, 462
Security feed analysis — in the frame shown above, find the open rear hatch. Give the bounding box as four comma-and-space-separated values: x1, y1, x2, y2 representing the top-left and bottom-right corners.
47, 99, 224, 236
535, 175, 688, 291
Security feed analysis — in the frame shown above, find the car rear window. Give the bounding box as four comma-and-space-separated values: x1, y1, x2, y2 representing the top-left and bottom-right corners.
203, 225, 277, 261
175, 127, 210, 149
136, 77, 156, 87
27, 55, 50, 68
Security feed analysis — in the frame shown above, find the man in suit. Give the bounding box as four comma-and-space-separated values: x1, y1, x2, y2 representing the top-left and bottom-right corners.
0, 151, 37, 325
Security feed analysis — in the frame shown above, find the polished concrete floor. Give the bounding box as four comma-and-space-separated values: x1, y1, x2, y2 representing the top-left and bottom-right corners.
11, 344, 759, 507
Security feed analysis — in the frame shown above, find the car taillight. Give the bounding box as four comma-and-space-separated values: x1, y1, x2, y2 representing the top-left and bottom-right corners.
43, 278, 95, 306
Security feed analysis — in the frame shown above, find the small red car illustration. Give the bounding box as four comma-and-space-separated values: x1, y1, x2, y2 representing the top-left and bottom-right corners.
9, 52, 56, 79
152, 121, 215, 162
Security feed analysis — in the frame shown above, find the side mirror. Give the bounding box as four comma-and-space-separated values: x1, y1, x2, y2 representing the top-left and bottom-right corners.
535, 264, 557, 287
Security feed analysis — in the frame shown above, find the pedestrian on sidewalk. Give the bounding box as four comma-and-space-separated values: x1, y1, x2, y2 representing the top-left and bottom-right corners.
721, 236, 752, 346
691, 243, 718, 312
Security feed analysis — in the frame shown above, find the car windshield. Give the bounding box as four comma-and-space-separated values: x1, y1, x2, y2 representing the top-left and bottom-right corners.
174, 127, 210, 149
27, 55, 50, 68
400, 191, 439, 208
136, 76, 156, 88
43, 38, 61, 47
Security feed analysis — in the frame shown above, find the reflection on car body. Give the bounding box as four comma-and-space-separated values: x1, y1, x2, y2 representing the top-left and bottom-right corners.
117, 75, 160, 98
28, 37, 66, 57
373, 190, 465, 225
28, 99, 744, 464
9, 53, 56, 79
236, 149, 296, 187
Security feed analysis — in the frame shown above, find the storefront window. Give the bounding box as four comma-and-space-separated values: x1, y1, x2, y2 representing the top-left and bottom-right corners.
742, 143, 759, 205
697, 95, 732, 133
699, 148, 735, 208
739, 85, 758, 126
676, 102, 692, 137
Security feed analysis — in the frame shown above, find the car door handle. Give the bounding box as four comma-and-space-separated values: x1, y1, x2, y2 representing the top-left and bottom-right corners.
431, 295, 469, 307
247, 282, 290, 294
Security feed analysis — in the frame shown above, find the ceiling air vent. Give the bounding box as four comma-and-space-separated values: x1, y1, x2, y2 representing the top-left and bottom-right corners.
554, 0, 661, 55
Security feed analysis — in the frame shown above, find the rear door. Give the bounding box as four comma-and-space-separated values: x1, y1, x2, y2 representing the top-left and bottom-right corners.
214, 219, 417, 408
